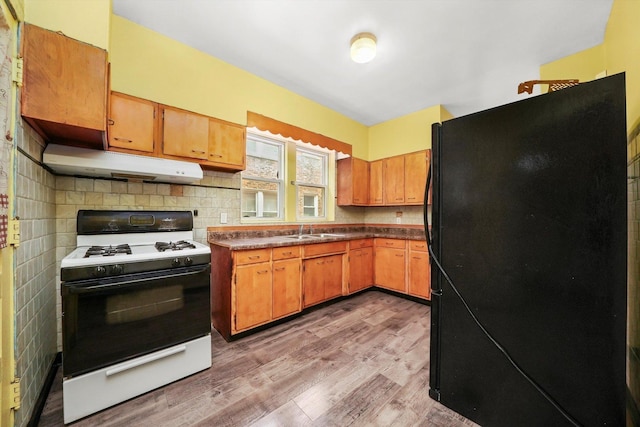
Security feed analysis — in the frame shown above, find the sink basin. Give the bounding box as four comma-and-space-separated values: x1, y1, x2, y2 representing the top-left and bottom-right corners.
285, 235, 319, 240
308, 233, 346, 238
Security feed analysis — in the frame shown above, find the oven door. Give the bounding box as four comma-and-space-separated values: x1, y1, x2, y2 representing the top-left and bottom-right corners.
62, 264, 211, 378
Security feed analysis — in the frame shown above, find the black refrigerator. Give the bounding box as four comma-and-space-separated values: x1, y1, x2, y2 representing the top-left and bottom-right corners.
427, 73, 627, 426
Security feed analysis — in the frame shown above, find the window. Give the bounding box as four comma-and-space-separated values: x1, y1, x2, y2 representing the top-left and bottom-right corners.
241, 136, 284, 219
241, 131, 334, 222
296, 148, 327, 219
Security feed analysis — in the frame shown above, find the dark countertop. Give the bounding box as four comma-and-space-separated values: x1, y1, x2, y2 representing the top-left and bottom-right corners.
208, 225, 427, 250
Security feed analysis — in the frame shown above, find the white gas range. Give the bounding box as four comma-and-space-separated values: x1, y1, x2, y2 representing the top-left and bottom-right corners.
61, 210, 212, 424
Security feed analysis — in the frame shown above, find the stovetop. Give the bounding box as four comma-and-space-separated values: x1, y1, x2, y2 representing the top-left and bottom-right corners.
61, 210, 211, 282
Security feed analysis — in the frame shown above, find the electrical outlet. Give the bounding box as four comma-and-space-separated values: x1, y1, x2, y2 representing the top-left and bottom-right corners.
220, 212, 228, 224
396, 217, 402, 224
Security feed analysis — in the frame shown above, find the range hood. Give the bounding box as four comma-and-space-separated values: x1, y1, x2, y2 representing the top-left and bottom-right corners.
43, 144, 203, 184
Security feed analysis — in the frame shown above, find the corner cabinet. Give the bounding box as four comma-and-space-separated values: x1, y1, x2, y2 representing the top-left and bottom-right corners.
21, 23, 108, 148
337, 157, 369, 206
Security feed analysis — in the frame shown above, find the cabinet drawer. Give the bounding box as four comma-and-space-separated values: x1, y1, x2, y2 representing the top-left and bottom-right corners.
350, 238, 373, 249
409, 241, 428, 252
375, 238, 406, 249
272, 246, 301, 261
234, 248, 271, 265
303, 241, 347, 258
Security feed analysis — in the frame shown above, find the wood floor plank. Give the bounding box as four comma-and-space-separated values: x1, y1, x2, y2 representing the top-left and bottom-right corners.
37, 290, 477, 427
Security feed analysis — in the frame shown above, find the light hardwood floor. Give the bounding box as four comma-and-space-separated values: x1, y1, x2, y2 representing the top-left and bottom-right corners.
38, 290, 477, 426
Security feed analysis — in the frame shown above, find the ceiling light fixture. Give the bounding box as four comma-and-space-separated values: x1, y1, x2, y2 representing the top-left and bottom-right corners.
350, 32, 377, 64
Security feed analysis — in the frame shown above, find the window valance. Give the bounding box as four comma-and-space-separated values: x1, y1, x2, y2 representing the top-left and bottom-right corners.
247, 112, 352, 157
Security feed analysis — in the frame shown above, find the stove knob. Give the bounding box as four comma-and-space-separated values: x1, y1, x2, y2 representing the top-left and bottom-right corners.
111, 264, 124, 275
95, 266, 106, 277
184, 257, 193, 266
172, 258, 181, 267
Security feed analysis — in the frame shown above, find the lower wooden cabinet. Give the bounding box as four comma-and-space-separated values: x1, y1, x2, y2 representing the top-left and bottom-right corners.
408, 241, 430, 300
349, 239, 374, 293
374, 238, 407, 292
235, 262, 272, 331
303, 256, 344, 307
273, 258, 302, 319
211, 236, 429, 341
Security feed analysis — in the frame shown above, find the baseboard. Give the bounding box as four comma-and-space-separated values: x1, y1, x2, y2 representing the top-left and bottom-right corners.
27, 352, 61, 427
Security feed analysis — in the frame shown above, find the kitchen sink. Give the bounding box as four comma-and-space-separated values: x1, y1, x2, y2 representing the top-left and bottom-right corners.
285, 235, 319, 240
307, 233, 346, 238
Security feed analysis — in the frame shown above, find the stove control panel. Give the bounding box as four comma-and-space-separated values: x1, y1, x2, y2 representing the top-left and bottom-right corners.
61, 252, 211, 282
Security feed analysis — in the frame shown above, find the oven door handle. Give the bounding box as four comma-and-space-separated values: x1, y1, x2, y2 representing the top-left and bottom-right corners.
64, 266, 209, 294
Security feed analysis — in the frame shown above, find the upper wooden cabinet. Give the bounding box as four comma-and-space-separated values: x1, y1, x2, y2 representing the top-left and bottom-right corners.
21, 23, 108, 148
208, 118, 246, 170
162, 106, 209, 160
383, 155, 405, 205
160, 105, 246, 171
404, 150, 429, 205
337, 157, 369, 206
108, 92, 156, 153
337, 150, 431, 207
369, 160, 384, 205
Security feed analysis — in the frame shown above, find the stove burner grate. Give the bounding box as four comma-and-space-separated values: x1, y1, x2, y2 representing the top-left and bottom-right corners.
84, 244, 132, 258
155, 240, 197, 252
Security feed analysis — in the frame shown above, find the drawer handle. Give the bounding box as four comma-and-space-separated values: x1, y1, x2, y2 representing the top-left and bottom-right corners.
281, 251, 292, 256
412, 256, 422, 260
395, 254, 403, 257
114, 137, 133, 143
248, 255, 261, 260
192, 149, 206, 154
257, 269, 269, 274
395, 198, 403, 201
209, 153, 223, 158
274, 267, 285, 271
407, 197, 416, 200
106, 345, 186, 376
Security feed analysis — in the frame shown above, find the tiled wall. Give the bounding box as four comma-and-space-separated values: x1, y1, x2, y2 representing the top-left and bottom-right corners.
14, 120, 57, 427
628, 123, 640, 424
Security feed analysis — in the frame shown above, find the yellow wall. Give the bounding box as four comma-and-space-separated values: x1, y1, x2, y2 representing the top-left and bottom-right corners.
540, 0, 640, 132
368, 105, 445, 160
109, 16, 369, 159
24, 0, 110, 49
604, 0, 640, 131
540, 44, 606, 84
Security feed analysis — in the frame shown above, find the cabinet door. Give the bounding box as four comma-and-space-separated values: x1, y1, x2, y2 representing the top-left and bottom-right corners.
404, 151, 427, 205
338, 157, 369, 206
303, 258, 325, 307
108, 92, 156, 153
409, 250, 430, 299
235, 263, 272, 331
208, 119, 246, 170
162, 107, 209, 160
323, 254, 344, 300
349, 247, 373, 293
273, 258, 301, 319
384, 156, 405, 204
369, 160, 384, 205
352, 158, 369, 205
374, 246, 406, 292
21, 23, 107, 147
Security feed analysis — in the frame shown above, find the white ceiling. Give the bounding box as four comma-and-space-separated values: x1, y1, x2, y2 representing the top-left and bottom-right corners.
112, 0, 613, 126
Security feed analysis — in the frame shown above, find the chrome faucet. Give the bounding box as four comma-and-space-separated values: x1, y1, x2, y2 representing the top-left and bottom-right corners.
309, 224, 313, 234
299, 224, 304, 236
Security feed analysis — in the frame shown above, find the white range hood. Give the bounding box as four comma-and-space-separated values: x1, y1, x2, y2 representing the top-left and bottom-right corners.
43, 144, 203, 184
